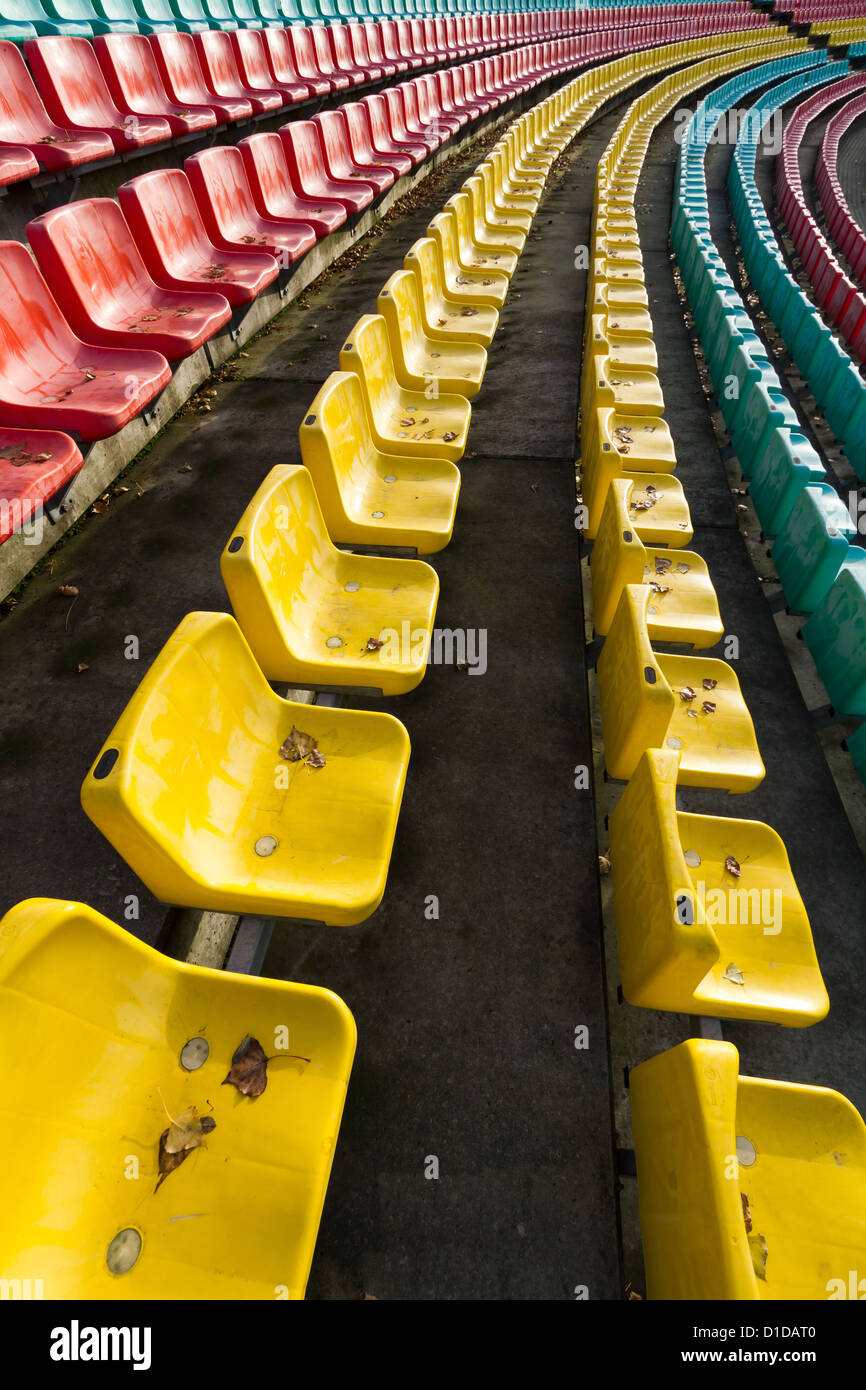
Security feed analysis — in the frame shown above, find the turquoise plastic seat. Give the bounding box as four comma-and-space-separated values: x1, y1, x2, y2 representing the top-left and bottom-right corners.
129, 0, 178, 28
5, 0, 89, 31
749, 429, 827, 538
41, 0, 137, 29
803, 549, 866, 716
230, 0, 263, 24
772, 484, 856, 614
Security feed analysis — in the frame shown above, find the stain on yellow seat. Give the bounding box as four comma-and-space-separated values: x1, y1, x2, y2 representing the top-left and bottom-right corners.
609, 750, 828, 1023
631, 1039, 866, 1299
426, 211, 510, 307
81, 610, 410, 924
403, 240, 498, 349
378, 270, 486, 398
592, 479, 723, 646
220, 463, 439, 694
0, 897, 356, 1299
339, 314, 470, 462
597, 584, 764, 790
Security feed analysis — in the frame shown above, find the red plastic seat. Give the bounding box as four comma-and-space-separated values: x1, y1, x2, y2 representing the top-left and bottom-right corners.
150, 32, 253, 125
261, 28, 315, 102
0, 242, 170, 441
327, 24, 368, 88
26, 38, 172, 154
358, 96, 413, 177
435, 70, 469, 130
402, 81, 442, 151
408, 20, 430, 65
450, 66, 483, 122
193, 30, 283, 116
240, 132, 346, 239
185, 146, 316, 267
312, 110, 383, 199
118, 169, 279, 309
230, 29, 305, 107
309, 25, 351, 93
417, 74, 460, 137
379, 88, 429, 163
283, 26, 331, 99
27, 200, 231, 362
330, 106, 396, 193
377, 19, 410, 75
0, 427, 83, 545
363, 22, 396, 80
345, 23, 385, 83
94, 35, 217, 139
0, 41, 113, 174
0, 145, 38, 187
280, 119, 373, 217
392, 19, 424, 71
422, 18, 447, 61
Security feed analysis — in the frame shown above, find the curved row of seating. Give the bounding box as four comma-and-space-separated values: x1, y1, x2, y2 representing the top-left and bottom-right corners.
584, 37, 866, 1300
777, 69, 866, 362
0, 61, 606, 1299
816, 81, 866, 290
808, 14, 866, 40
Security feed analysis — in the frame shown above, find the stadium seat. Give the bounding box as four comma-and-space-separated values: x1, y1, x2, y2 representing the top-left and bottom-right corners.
0, 240, 170, 439
359, 93, 416, 176
608, 749, 828, 1024
341, 100, 408, 182
425, 210, 509, 307
0, 38, 111, 169
26, 36, 172, 151
377, 268, 487, 397
185, 147, 317, 265
0, 143, 37, 184
299, 370, 460, 553
0, 896, 356, 1299
309, 23, 352, 92
770, 482, 856, 614
747, 428, 826, 539
27, 199, 232, 361
150, 30, 254, 124
0, 426, 82, 544
94, 34, 218, 137
280, 118, 374, 216
591, 478, 723, 646
380, 86, 430, 163
580, 416, 689, 548
80, 610, 411, 925
444, 189, 519, 277
596, 584, 764, 791
118, 168, 279, 307
41, 0, 137, 33
231, 27, 307, 105
220, 463, 440, 692
340, 313, 470, 463
194, 28, 283, 114
261, 26, 318, 101
630, 1039, 866, 1299
240, 131, 346, 240
803, 549, 866, 717
403, 239, 498, 348
313, 108, 392, 197
283, 24, 331, 98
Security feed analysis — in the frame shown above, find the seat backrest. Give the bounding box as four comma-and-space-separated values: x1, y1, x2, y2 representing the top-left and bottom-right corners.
280, 119, 329, 195
310, 25, 338, 77
338, 314, 397, 421
404, 237, 446, 320
26, 36, 122, 128
314, 108, 352, 173
26, 198, 154, 334
378, 268, 425, 364
232, 27, 273, 87
0, 240, 81, 396
195, 29, 246, 94
589, 477, 647, 633
596, 583, 674, 776
0, 39, 54, 144
94, 34, 172, 115
286, 24, 319, 80
118, 169, 213, 278
150, 30, 214, 105
342, 101, 374, 163
239, 131, 292, 215
382, 85, 409, 140
299, 370, 379, 514
803, 549, 866, 715
185, 146, 259, 241
262, 27, 298, 83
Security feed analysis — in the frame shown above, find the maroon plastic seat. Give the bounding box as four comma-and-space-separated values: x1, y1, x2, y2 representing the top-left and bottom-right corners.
379, 89, 429, 164
363, 22, 397, 80
309, 25, 350, 93
327, 23, 368, 88
0, 427, 83, 545
261, 28, 316, 102
283, 27, 331, 98
279, 119, 373, 217
27, 199, 231, 362
240, 132, 346, 240
392, 19, 424, 71
150, 32, 253, 126
377, 20, 410, 75
230, 30, 305, 107
359, 95, 415, 177
26, 38, 172, 154
0, 146, 38, 187
193, 31, 283, 116
0, 41, 113, 173
185, 146, 315, 267
94, 35, 217, 139
0, 241, 170, 441
312, 110, 383, 199
331, 105, 396, 193
118, 169, 279, 308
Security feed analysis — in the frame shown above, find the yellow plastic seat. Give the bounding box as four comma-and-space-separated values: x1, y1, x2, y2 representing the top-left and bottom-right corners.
631, 1039, 866, 1299
583, 353, 664, 418
220, 464, 439, 694
403, 241, 498, 349
377, 270, 486, 398
586, 313, 658, 374
592, 479, 723, 646
445, 192, 519, 278
589, 282, 654, 336
81, 610, 410, 925
298, 372, 459, 555
477, 162, 535, 226
608, 750, 828, 1023
590, 257, 647, 299
581, 407, 688, 544
426, 210, 510, 307
0, 897, 356, 1300
488, 146, 543, 201
597, 584, 765, 790
463, 178, 525, 255
339, 314, 470, 463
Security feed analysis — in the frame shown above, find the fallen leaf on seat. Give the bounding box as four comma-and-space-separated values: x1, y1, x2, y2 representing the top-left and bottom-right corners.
280, 725, 318, 762
598, 852, 611, 876
749, 1231, 768, 1281
460, 307, 479, 316
400, 418, 416, 427
678, 686, 696, 702
723, 962, 745, 986
676, 563, 690, 574
306, 748, 326, 770
154, 1092, 216, 1192
222, 1035, 270, 1098
443, 431, 457, 442
654, 556, 672, 574
364, 636, 385, 652
57, 584, 79, 597
203, 263, 228, 280
702, 678, 717, 690
702, 701, 716, 715
741, 1192, 753, 1234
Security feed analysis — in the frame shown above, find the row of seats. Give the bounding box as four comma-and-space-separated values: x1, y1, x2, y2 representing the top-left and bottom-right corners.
777, 69, 866, 363
808, 14, 866, 37
774, 0, 866, 14
0, 69, 591, 1299
590, 39, 866, 1302
815, 82, 866, 292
